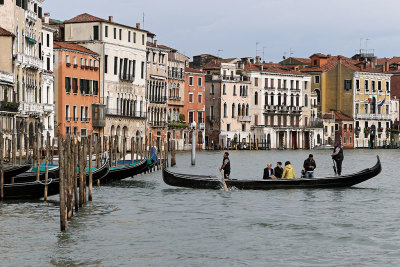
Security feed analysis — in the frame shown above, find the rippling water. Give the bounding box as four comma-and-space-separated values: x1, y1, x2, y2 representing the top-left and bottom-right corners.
0, 149, 399, 266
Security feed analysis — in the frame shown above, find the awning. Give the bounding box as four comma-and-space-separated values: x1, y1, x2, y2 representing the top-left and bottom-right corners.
27, 37, 37, 44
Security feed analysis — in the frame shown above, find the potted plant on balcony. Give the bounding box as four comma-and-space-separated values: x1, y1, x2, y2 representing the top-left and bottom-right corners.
378, 127, 384, 133
355, 126, 361, 138
364, 127, 371, 136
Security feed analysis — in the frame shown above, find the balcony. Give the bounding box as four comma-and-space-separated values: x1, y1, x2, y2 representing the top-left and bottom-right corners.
199, 123, 205, 130
19, 102, 44, 115
16, 53, 42, 69
356, 114, 391, 120
209, 75, 251, 82
43, 104, 54, 113
106, 108, 147, 119
149, 96, 167, 104
81, 118, 90, 123
277, 87, 288, 91
0, 101, 19, 112
238, 116, 251, 122
150, 121, 167, 128
25, 10, 37, 23
0, 71, 14, 84
265, 86, 275, 90
169, 96, 182, 101
120, 73, 134, 82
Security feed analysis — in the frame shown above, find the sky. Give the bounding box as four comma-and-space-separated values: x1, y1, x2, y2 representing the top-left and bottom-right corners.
43, 0, 400, 62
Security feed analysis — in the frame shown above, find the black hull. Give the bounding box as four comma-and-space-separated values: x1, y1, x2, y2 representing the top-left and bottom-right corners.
163, 156, 382, 190
3, 163, 33, 183
2, 158, 109, 200
101, 159, 148, 183
13, 167, 60, 184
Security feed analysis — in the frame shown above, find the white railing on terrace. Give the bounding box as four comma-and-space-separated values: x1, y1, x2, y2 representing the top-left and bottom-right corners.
356, 114, 391, 120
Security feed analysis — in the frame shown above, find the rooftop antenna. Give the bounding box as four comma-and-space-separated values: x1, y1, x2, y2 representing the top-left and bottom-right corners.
262, 46, 267, 62
143, 12, 145, 28
217, 49, 223, 57
289, 48, 294, 57
366, 38, 370, 51
359, 37, 363, 53
256, 42, 260, 57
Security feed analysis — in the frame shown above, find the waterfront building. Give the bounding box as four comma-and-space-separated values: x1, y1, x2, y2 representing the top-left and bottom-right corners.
202, 58, 252, 149
302, 54, 392, 148
54, 42, 103, 139
0, 27, 17, 141
183, 67, 206, 149
63, 13, 148, 144
146, 40, 169, 147
165, 47, 189, 150
244, 60, 322, 149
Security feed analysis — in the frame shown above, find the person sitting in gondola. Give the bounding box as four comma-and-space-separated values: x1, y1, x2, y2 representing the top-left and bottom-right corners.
282, 161, 295, 179
303, 154, 316, 178
274, 162, 283, 179
263, 163, 276, 179
219, 152, 230, 179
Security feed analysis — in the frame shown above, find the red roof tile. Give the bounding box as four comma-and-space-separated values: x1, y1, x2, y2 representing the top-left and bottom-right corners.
244, 63, 309, 76
301, 55, 381, 73
185, 67, 205, 74
53, 42, 98, 56
377, 57, 400, 66
0, 27, 14, 37
334, 111, 353, 121
64, 13, 107, 24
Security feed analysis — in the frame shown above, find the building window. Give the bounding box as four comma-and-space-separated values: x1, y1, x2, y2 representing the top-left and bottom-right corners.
93, 25, 99, 40
142, 34, 145, 45
223, 103, 227, 118
81, 129, 87, 137
344, 79, 352, 90
73, 106, 77, 121
119, 29, 122, 40
114, 57, 118, 75
198, 77, 202, 86
188, 111, 194, 123
232, 104, 235, 118
105, 26, 108, 37
371, 80, 376, 91
255, 91, 258, 105
315, 76, 320, 84
343, 137, 347, 144
344, 123, 347, 131
141, 61, 144, 79
73, 127, 78, 137
47, 33, 50, 47
356, 79, 360, 90
233, 85, 236, 96
365, 80, 369, 91
210, 84, 214, 95
113, 28, 116, 39
66, 126, 70, 135
66, 54, 70, 65
72, 78, 78, 94
227, 123, 231, 132
223, 84, 226, 95
378, 81, 382, 91
189, 76, 194, 86
335, 123, 339, 131
242, 124, 246, 132
188, 93, 194, 103
198, 93, 202, 104
133, 32, 136, 43
386, 81, 390, 92
66, 105, 70, 121
65, 77, 71, 93
128, 31, 131, 42
255, 77, 259, 87
349, 136, 352, 144
104, 55, 108, 73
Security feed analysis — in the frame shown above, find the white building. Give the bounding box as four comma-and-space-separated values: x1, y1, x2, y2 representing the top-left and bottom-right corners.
63, 13, 149, 143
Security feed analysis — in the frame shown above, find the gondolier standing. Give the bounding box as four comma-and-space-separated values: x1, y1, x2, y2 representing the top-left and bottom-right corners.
331, 143, 344, 176
220, 152, 231, 179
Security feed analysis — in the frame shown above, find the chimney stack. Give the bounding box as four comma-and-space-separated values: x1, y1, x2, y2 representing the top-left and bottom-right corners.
154, 40, 157, 47
44, 12, 50, 24
384, 61, 389, 72
109, 16, 113, 22
136, 23, 141, 29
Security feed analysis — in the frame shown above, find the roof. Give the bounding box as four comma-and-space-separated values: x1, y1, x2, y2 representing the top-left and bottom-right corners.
53, 42, 98, 56
377, 57, 400, 66
0, 27, 14, 37
146, 41, 172, 51
301, 55, 382, 74
334, 111, 353, 121
244, 63, 309, 76
185, 67, 205, 74
310, 53, 328, 58
64, 13, 151, 34
203, 58, 239, 69
64, 13, 107, 24
49, 18, 64, 24
42, 22, 57, 31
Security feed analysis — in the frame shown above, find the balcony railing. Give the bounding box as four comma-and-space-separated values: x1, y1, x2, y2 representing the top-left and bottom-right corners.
0, 101, 19, 112
356, 114, 391, 120
199, 123, 205, 130
81, 118, 90, 123
169, 96, 181, 101
150, 121, 167, 128
149, 96, 167, 104
16, 53, 42, 69
106, 108, 147, 119
120, 73, 135, 82
238, 116, 251, 122
43, 104, 54, 113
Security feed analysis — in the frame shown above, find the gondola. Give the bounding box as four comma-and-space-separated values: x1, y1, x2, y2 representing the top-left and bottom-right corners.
162, 156, 382, 190
3, 159, 33, 184
100, 158, 149, 184
1, 157, 109, 200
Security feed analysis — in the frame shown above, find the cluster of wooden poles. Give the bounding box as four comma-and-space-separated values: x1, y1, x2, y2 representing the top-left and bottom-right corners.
0, 130, 178, 231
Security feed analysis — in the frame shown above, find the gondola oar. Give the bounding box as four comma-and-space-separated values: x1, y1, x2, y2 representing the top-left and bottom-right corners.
220, 171, 229, 192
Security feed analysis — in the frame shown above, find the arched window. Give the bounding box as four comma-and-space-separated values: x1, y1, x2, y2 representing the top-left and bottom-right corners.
304, 94, 308, 107
270, 93, 274, 105
211, 84, 214, 95
223, 103, 227, 118
238, 104, 241, 116
246, 86, 248, 96
315, 89, 321, 103
232, 104, 235, 118
283, 93, 287, 106
278, 93, 282, 106
223, 84, 226, 95
296, 94, 300, 106
246, 104, 249, 116
290, 94, 294, 106
265, 93, 268, 106
255, 91, 258, 105
233, 85, 236, 96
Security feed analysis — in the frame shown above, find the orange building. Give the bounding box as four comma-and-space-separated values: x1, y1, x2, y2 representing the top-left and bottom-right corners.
184, 68, 206, 148
54, 42, 105, 139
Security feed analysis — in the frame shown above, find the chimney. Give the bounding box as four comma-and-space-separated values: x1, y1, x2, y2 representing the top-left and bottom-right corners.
109, 16, 113, 22
136, 23, 141, 29
384, 61, 389, 72
154, 40, 157, 47
44, 12, 50, 24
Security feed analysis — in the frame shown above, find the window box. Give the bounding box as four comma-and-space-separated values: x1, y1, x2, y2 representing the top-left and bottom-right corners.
66, 63, 71, 67
73, 64, 78, 68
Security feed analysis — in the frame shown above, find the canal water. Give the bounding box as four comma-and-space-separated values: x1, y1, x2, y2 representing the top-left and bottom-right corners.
0, 149, 399, 266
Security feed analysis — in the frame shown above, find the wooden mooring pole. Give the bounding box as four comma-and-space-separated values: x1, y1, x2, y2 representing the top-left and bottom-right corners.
58, 135, 67, 231
88, 135, 93, 201
44, 132, 50, 202
0, 133, 4, 200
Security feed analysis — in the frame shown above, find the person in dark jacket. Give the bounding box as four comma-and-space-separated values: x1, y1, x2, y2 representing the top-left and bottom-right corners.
303, 154, 316, 178
263, 163, 275, 179
274, 162, 283, 179
331, 143, 344, 176
219, 152, 231, 179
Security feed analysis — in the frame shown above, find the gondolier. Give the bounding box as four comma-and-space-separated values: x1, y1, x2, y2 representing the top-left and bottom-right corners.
332, 143, 344, 176
219, 152, 230, 179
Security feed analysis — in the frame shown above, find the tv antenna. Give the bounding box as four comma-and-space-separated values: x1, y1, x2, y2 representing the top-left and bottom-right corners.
217, 49, 223, 57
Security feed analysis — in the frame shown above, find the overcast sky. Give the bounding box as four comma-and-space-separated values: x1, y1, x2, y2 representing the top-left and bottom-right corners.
44, 0, 400, 62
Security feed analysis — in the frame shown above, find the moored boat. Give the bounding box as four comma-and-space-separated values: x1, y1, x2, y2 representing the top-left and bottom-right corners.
100, 159, 149, 183
3, 159, 33, 184
162, 156, 382, 190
